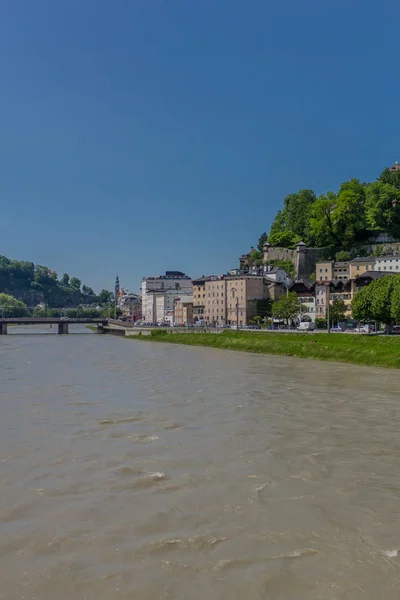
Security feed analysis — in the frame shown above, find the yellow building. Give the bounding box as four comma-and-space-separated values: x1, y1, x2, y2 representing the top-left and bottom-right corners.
204, 275, 286, 326
349, 257, 375, 279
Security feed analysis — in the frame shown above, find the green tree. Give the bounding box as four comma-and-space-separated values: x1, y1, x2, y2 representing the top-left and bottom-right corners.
0, 293, 30, 317
268, 230, 301, 247
70, 277, 81, 290
272, 292, 299, 326
309, 192, 337, 246
331, 179, 367, 247
352, 275, 396, 326
335, 250, 351, 262
102, 303, 121, 318
61, 273, 70, 285
283, 189, 316, 242
256, 298, 272, 319
82, 285, 95, 296
268, 211, 301, 247
365, 182, 400, 238
330, 298, 346, 324
266, 259, 295, 278
98, 289, 114, 305
379, 166, 400, 191
250, 249, 264, 266
315, 318, 327, 329
257, 232, 268, 252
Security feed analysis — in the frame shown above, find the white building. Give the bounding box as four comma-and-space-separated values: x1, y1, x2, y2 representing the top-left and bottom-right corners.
262, 265, 293, 288
153, 289, 193, 324
298, 296, 316, 323
142, 271, 192, 323
375, 255, 400, 273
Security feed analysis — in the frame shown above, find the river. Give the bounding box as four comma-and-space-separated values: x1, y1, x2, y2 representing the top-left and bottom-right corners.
1, 326, 400, 599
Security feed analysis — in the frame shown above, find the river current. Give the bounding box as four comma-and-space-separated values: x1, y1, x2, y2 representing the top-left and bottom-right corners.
1, 326, 400, 599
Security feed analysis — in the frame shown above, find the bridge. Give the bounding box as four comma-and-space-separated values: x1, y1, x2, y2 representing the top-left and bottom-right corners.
0, 317, 108, 335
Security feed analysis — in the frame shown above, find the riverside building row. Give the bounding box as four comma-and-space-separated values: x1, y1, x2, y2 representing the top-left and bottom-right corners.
138, 253, 400, 325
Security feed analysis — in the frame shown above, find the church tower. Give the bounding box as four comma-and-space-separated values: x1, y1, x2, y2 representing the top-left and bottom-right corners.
115, 275, 120, 300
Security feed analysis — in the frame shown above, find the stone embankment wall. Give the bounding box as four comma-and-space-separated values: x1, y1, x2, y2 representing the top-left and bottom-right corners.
263, 245, 324, 278
263, 241, 400, 279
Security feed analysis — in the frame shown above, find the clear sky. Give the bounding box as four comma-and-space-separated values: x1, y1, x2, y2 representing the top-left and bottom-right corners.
1, 0, 399, 293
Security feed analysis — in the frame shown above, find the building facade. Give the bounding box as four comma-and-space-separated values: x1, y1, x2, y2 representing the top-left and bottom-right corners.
174, 296, 194, 326
290, 279, 316, 322
375, 255, 400, 272
349, 257, 376, 279
203, 275, 285, 326
142, 271, 192, 323
118, 293, 142, 320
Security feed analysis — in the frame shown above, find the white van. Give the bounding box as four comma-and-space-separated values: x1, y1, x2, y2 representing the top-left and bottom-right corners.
297, 322, 316, 331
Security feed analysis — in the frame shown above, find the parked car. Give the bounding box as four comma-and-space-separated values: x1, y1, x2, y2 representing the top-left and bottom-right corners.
330, 326, 343, 333
297, 322, 316, 331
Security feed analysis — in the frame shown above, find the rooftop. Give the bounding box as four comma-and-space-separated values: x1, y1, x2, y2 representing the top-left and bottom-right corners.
375, 254, 400, 260
143, 271, 190, 281
350, 256, 373, 263
356, 271, 391, 280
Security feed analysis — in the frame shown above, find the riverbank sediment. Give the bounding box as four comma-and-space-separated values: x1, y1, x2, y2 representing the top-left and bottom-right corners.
135, 330, 400, 369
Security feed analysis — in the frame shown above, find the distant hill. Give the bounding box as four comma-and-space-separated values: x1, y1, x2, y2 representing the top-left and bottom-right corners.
0, 254, 101, 308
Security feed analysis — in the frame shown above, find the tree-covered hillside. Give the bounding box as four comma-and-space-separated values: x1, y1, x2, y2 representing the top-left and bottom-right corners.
259, 165, 400, 258
0, 254, 113, 308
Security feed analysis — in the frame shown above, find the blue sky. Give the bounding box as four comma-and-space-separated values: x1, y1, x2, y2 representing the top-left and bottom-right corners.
1, 0, 399, 293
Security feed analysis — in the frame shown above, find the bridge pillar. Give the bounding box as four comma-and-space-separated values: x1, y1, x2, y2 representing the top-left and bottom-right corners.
58, 322, 69, 335
0, 323, 7, 335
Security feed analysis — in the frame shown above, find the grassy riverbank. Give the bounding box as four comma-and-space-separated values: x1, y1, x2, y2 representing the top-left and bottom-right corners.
136, 330, 400, 369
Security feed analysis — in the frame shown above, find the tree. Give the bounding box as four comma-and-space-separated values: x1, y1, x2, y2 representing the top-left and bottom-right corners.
272, 292, 299, 326
98, 289, 113, 305
102, 303, 121, 318
257, 232, 268, 252
268, 211, 301, 247
256, 299, 272, 319
70, 277, 81, 290
268, 229, 301, 248
351, 275, 396, 326
331, 179, 367, 247
330, 298, 346, 324
365, 182, 400, 239
283, 189, 316, 242
315, 318, 327, 329
379, 167, 400, 191
266, 259, 295, 278
82, 285, 95, 296
250, 249, 264, 266
309, 192, 337, 247
0, 293, 29, 317
335, 250, 351, 262
61, 273, 70, 285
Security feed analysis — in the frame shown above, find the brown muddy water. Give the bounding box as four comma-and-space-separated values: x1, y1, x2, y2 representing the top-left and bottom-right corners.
1, 326, 400, 599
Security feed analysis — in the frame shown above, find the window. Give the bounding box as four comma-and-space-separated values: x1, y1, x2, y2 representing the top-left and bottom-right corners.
325, 276, 328, 280
325, 269, 328, 273
357, 266, 359, 270
319, 268, 322, 273
384, 266, 387, 270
